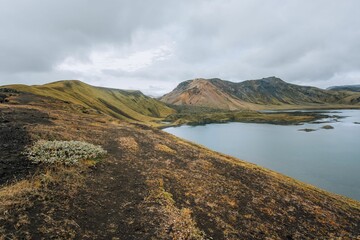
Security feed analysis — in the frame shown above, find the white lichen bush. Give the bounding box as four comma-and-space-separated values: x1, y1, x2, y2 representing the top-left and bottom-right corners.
24, 140, 107, 165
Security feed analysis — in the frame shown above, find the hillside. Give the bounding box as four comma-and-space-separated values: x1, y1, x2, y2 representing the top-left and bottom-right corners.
160, 78, 260, 110
161, 77, 360, 110
1, 80, 330, 130
328, 84, 360, 92
0, 84, 360, 239
3, 80, 174, 125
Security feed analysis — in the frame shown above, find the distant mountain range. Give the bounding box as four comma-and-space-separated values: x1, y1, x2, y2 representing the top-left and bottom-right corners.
327, 84, 360, 92
161, 77, 360, 110
3, 78, 360, 121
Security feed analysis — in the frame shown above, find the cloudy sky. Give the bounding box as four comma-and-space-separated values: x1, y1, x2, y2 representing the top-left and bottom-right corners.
0, 0, 359, 95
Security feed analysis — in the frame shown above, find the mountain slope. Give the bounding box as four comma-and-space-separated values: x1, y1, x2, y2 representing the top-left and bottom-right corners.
3, 80, 175, 123
160, 78, 260, 110
328, 84, 360, 92
1, 90, 359, 239
161, 77, 360, 110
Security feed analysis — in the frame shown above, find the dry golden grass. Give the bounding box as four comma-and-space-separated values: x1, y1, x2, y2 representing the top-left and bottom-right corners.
0, 179, 38, 238
155, 144, 176, 154
0, 164, 86, 209
0, 163, 89, 239
0, 180, 36, 211
143, 179, 205, 240
117, 137, 139, 152
221, 195, 237, 208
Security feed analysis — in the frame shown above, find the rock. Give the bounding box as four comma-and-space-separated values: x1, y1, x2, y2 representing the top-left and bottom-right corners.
0, 93, 7, 103
322, 125, 334, 129
0, 88, 19, 93
298, 128, 317, 132
354, 122, 360, 124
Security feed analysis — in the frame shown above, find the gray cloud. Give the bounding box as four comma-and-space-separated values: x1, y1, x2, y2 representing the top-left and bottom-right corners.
0, 0, 359, 94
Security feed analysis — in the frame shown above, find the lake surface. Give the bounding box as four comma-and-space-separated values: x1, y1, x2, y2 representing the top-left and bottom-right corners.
164, 110, 360, 201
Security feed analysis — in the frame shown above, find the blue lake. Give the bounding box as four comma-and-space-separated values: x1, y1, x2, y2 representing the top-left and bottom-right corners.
164, 110, 360, 201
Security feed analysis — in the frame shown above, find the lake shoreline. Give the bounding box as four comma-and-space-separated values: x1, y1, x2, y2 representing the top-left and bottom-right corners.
158, 109, 346, 129
164, 109, 360, 200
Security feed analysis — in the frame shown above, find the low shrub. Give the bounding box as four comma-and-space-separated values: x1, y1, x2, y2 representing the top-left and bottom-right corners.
24, 140, 107, 165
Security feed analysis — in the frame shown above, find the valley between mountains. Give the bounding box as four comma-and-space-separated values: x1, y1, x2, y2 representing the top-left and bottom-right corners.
0, 78, 360, 239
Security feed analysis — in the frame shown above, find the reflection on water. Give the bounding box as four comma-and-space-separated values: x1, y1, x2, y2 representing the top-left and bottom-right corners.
164, 110, 360, 201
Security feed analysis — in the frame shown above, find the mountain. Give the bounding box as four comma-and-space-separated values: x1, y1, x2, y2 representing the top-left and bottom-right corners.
2, 80, 175, 124
328, 84, 360, 92
161, 77, 360, 110
161, 78, 260, 110
1, 87, 359, 239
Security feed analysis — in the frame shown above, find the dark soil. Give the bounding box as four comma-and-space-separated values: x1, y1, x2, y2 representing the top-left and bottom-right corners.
70, 136, 149, 239
0, 104, 52, 185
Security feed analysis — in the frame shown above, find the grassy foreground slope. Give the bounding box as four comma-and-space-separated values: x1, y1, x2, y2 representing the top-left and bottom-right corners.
0, 88, 359, 239
4, 80, 174, 125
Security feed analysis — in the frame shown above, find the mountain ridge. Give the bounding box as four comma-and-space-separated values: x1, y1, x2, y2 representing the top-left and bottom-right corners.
2, 80, 175, 125
328, 84, 360, 92
161, 77, 360, 110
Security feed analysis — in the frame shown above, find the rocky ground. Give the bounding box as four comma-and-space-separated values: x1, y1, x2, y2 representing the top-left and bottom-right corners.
0, 91, 359, 239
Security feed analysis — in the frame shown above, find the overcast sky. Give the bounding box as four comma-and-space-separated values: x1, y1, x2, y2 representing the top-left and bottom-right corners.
0, 0, 359, 95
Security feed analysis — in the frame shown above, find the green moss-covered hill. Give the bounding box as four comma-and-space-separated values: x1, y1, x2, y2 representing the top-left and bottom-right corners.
3, 80, 174, 125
